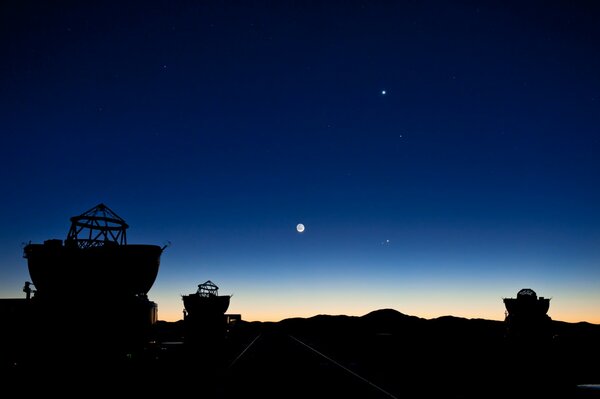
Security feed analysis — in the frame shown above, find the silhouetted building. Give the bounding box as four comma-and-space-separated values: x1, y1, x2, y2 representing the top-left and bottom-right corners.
19, 203, 166, 362
182, 280, 231, 353
503, 288, 552, 343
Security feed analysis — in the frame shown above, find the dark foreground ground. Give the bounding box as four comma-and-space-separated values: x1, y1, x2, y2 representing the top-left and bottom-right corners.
3, 309, 600, 398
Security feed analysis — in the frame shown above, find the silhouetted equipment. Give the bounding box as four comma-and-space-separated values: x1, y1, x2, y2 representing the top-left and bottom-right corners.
504, 288, 550, 316
182, 280, 231, 353
23, 203, 162, 298
23, 281, 34, 300
503, 288, 552, 342
20, 203, 165, 362
67, 203, 128, 247
182, 280, 231, 318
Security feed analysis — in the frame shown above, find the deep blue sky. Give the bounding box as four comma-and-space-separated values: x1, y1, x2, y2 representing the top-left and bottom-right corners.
1, 1, 599, 322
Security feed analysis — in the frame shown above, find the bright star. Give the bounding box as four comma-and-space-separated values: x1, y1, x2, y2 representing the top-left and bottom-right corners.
381, 90, 386, 95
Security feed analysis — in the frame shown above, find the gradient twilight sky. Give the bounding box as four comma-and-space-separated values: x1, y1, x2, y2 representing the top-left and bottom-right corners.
1, 1, 599, 323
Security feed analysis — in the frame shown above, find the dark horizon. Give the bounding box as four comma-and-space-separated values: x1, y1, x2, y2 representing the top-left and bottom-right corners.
3, 297, 600, 398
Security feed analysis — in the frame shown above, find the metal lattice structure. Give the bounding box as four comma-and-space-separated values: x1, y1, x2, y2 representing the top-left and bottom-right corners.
517, 288, 537, 298
66, 203, 128, 248
197, 280, 219, 297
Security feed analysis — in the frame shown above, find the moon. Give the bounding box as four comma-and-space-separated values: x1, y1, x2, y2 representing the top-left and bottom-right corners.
296, 223, 305, 233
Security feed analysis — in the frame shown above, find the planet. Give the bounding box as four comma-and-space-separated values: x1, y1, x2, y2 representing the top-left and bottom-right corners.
296, 223, 305, 233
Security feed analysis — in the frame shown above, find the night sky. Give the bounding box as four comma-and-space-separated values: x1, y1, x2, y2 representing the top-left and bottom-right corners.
1, 1, 599, 323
